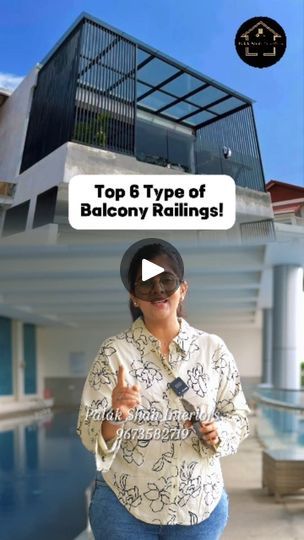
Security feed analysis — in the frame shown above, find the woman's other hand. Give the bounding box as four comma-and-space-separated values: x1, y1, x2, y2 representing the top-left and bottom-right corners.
199, 419, 219, 446
183, 418, 219, 446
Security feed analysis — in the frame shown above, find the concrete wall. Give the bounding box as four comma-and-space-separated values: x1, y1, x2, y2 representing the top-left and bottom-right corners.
2, 139, 274, 241
63, 142, 187, 180
64, 144, 273, 223
4, 144, 69, 235
12, 144, 68, 207
4, 141, 185, 235
38, 321, 261, 406
38, 322, 262, 379
38, 323, 123, 407
235, 186, 273, 221
201, 325, 262, 378
198, 323, 262, 405
0, 68, 38, 181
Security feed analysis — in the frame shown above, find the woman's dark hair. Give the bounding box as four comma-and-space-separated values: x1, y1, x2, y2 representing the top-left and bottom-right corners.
127, 243, 185, 321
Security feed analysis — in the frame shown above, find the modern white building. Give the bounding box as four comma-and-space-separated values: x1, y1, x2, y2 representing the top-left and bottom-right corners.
0, 13, 303, 415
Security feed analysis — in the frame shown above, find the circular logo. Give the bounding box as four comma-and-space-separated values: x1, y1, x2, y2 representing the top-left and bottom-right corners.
235, 17, 286, 68
120, 238, 184, 301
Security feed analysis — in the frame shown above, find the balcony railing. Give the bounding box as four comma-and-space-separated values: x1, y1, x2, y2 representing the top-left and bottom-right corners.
20, 14, 266, 192
273, 213, 304, 226
253, 388, 304, 450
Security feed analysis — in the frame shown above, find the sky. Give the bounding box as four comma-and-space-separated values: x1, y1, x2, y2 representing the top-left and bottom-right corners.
0, 0, 303, 186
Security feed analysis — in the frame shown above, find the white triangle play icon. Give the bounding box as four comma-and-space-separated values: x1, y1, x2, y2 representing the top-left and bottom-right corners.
142, 259, 164, 281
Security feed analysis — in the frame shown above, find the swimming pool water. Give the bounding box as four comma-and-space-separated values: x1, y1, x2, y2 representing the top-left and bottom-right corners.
0, 409, 95, 540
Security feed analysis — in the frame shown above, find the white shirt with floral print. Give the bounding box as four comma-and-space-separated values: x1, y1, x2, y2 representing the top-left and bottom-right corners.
77, 317, 250, 526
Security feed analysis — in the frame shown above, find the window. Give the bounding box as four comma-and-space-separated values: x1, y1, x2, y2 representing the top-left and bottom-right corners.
2, 201, 30, 236
0, 317, 13, 396
23, 324, 37, 395
33, 187, 58, 228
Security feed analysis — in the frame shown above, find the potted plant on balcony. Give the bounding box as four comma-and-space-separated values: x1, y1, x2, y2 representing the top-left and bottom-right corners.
73, 112, 109, 147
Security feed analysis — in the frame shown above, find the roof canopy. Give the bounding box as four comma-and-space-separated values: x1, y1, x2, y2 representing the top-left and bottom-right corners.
41, 12, 253, 130
136, 48, 250, 129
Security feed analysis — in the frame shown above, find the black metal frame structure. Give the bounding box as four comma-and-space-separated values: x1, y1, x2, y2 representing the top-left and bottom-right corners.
20, 13, 265, 191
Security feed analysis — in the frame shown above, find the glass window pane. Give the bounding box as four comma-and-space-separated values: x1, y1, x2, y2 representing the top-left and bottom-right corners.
3, 201, 30, 236
162, 73, 203, 97
84, 26, 115, 60
165, 102, 199, 119
188, 86, 227, 107
186, 111, 217, 125
137, 82, 152, 98
110, 79, 135, 101
24, 324, 37, 394
208, 97, 245, 114
195, 147, 222, 174
137, 58, 179, 86
103, 67, 123, 90
82, 65, 122, 91
135, 119, 193, 173
136, 120, 167, 163
168, 131, 193, 172
33, 187, 58, 228
139, 91, 176, 111
0, 317, 13, 395
102, 41, 129, 71
137, 48, 151, 65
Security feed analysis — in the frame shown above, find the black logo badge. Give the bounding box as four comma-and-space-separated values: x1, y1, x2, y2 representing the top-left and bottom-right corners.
235, 17, 286, 68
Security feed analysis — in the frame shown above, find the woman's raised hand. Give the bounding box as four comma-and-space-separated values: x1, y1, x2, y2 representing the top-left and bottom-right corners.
111, 365, 141, 420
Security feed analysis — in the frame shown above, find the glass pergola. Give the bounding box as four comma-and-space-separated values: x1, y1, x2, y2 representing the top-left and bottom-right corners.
20, 13, 265, 191
136, 53, 247, 129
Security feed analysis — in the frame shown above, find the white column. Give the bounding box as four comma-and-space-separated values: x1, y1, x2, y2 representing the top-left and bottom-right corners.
13, 320, 25, 401
262, 308, 272, 385
272, 265, 303, 389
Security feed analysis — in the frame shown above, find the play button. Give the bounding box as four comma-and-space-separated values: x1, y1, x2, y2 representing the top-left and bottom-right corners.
120, 238, 184, 301
142, 259, 164, 281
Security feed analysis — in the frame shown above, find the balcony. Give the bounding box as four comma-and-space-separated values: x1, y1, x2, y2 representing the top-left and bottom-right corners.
20, 13, 265, 193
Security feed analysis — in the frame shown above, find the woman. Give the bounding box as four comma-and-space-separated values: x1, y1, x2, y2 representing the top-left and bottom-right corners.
77, 241, 250, 540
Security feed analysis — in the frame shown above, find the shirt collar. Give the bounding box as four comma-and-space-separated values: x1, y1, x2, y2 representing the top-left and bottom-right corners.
131, 316, 197, 357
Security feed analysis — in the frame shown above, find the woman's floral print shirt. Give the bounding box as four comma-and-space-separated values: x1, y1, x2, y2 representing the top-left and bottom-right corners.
77, 317, 250, 525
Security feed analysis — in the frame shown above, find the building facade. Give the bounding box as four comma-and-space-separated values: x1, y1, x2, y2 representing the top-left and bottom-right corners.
0, 12, 272, 239
0, 13, 302, 415
267, 179, 304, 225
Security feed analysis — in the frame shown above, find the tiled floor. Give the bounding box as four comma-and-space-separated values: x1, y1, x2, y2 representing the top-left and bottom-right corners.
221, 415, 304, 540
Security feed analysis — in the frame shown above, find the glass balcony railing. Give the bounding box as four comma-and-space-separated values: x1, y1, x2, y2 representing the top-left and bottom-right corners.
255, 387, 304, 407
135, 118, 194, 173
253, 388, 304, 451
